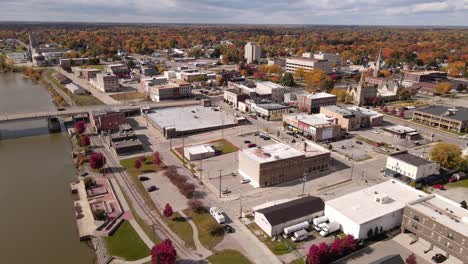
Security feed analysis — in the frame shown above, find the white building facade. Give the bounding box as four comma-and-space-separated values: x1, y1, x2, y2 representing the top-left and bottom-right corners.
385, 151, 440, 181
245, 42, 261, 64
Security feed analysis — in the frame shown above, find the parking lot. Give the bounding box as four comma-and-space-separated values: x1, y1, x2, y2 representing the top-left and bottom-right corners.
189, 130, 280, 197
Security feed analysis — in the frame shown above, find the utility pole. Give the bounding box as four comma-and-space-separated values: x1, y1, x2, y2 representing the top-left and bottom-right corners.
350, 153, 354, 180
301, 173, 307, 196
182, 136, 185, 164
199, 159, 203, 180
218, 169, 223, 198
239, 195, 243, 218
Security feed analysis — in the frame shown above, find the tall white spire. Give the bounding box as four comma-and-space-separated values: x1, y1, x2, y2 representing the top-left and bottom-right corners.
373, 47, 382, 77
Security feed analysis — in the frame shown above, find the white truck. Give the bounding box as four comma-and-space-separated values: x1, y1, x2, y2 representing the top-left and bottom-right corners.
291, 229, 309, 242
312, 216, 328, 231
283, 221, 309, 238
209, 207, 225, 224
319, 221, 340, 237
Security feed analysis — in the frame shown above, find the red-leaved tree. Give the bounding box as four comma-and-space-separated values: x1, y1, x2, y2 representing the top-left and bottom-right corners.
307, 244, 320, 264
80, 134, 90, 147
163, 203, 173, 218
153, 152, 161, 165
342, 235, 358, 254
89, 152, 106, 171
329, 238, 344, 259
383, 106, 388, 113
75, 121, 85, 134
399, 110, 405, 118
134, 159, 142, 170
405, 253, 417, 264
317, 242, 330, 263
151, 239, 176, 264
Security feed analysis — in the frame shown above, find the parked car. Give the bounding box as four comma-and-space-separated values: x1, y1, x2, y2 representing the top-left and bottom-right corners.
247, 143, 257, 148
433, 184, 444, 190
250, 115, 257, 120
253, 132, 259, 136
458, 135, 468, 140
340, 145, 346, 149
259, 134, 266, 139
372, 129, 380, 134
355, 141, 363, 145
139, 176, 150, 181
223, 225, 235, 233
147, 186, 157, 192
380, 147, 390, 152
347, 144, 354, 148
241, 178, 251, 184
57, 108, 66, 111
263, 136, 271, 140
244, 140, 251, 144
222, 189, 231, 195
373, 142, 382, 147
432, 253, 446, 263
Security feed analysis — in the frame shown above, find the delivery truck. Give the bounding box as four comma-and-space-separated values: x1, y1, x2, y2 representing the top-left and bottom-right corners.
319, 221, 340, 237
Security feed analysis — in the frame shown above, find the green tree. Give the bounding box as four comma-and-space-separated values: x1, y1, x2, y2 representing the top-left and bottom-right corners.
280, 72, 296, 87
429, 143, 462, 168
294, 68, 306, 80
460, 200, 467, 209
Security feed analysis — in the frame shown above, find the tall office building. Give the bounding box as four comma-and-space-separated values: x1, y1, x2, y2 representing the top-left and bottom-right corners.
244, 42, 261, 64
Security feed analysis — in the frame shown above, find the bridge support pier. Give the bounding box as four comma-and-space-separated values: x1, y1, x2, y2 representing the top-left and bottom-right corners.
47, 117, 61, 133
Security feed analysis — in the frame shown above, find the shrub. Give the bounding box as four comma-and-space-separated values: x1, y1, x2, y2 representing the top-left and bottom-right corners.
89, 152, 106, 171
187, 199, 204, 213
163, 204, 174, 218
151, 239, 176, 264
83, 177, 94, 189
93, 209, 107, 221
75, 121, 85, 134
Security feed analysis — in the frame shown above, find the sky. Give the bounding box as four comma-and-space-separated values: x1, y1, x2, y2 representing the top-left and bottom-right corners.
0, 0, 467, 26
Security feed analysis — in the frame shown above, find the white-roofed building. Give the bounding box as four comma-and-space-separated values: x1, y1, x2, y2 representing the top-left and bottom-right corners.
324, 180, 427, 239
65, 83, 88, 95
183, 144, 216, 161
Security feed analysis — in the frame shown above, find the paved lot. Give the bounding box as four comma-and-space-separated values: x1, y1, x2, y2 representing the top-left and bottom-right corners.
337, 238, 430, 264
329, 137, 372, 161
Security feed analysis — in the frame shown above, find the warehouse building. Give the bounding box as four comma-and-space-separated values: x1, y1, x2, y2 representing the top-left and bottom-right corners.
251, 103, 290, 121
413, 106, 468, 133
283, 113, 342, 142
238, 141, 330, 188
402, 194, 468, 264
254, 196, 325, 237
324, 180, 427, 239
385, 151, 440, 182
320, 105, 383, 131
146, 105, 238, 138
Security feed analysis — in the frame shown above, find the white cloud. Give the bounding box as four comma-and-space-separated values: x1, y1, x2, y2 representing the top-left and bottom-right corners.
0, 0, 466, 25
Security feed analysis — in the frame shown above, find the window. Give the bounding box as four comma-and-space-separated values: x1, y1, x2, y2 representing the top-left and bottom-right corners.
438, 236, 442, 242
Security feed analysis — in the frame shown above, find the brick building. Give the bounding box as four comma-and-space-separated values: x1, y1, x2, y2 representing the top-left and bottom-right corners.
297, 92, 337, 114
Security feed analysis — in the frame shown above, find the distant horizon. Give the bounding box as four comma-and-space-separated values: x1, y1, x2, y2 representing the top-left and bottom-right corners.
0, 21, 467, 28
0, 0, 466, 27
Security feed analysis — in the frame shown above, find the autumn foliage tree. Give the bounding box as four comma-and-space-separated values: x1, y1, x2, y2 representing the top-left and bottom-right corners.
79, 134, 90, 147
430, 143, 462, 168
151, 239, 176, 264
89, 152, 106, 171
163, 203, 174, 218
134, 159, 142, 170
187, 199, 204, 213
153, 152, 161, 165
75, 121, 85, 134
435, 82, 452, 94
405, 253, 417, 264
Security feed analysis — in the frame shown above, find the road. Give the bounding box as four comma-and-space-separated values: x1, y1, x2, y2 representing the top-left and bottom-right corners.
90, 135, 203, 261
383, 114, 467, 148
41, 71, 74, 106
55, 67, 119, 105
0, 100, 199, 122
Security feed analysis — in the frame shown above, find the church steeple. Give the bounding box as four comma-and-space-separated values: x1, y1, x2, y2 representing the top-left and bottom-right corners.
373, 47, 382, 77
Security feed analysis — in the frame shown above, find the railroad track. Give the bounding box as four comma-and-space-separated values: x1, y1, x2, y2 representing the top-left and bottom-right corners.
92, 136, 200, 260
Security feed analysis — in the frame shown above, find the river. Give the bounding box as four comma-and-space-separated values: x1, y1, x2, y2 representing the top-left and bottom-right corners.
0, 73, 95, 264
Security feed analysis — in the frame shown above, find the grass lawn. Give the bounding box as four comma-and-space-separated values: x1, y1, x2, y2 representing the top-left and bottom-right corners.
183, 209, 224, 249
104, 220, 150, 261
110, 92, 148, 101
165, 212, 196, 249
445, 179, 468, 188
81, 64, 106, 71
120, 155, 162, 177
73, 94, 105, 105
207, 250, 252, 264
210, 139, 239, 154
289, 259, 306, 264
246, 223, 296, 255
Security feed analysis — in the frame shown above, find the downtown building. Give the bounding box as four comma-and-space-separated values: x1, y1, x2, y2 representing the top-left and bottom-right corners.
244, 42, 261, 64
285, 57, 333, 74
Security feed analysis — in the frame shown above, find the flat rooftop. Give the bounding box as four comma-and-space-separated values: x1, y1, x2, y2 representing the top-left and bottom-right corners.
242, 143, 304, 164
293, 140, 330, 157
255, 103, 290, 111
326, 180, 427, 225
257, 81, 284, 89
285, 113, 334, 127
409, 194, 468, 237
322, 105, 354, 116
306, 92, 336, 100
389, 152, 433, 166
147, 105, 237, 133
286, 57, 321, 63
347, 106, 383, 118
384, 125, 417, 134
415, 105, 468, 122
184, 144, 215, 155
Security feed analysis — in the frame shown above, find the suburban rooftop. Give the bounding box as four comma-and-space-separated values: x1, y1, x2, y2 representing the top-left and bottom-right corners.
325, 180, 427, 225
242, 143, 304, 164
409, 194, 468, 237
416, 105, 468, 122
